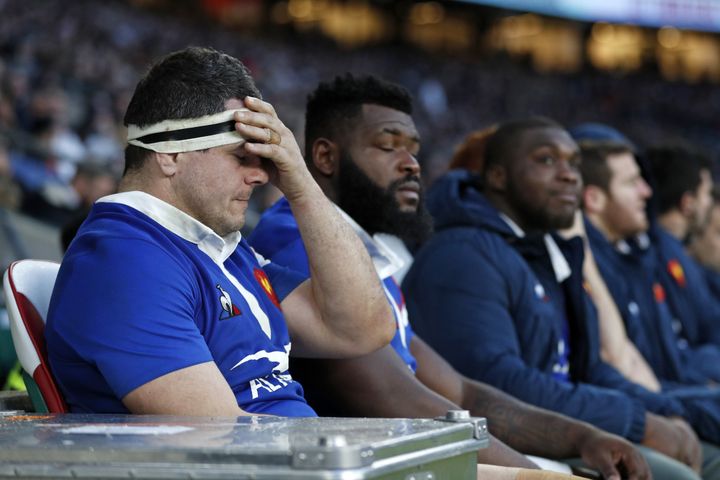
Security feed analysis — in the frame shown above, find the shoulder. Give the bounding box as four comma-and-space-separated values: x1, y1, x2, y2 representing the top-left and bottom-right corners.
414, 225, 521, 272
70, 205, 192, 274
406, 225, 526, 298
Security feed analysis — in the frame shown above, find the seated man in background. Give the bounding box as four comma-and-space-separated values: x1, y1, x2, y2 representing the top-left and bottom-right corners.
45, 47, 395, 416
402, 116, 717, 479
688, 189, 720, 301
644, 144, 720, 350
21, 160, 117, 227
250, 73, 655, 479
578, 135, 720, 389
578, 135, 720, 473
449, 128, 662, 394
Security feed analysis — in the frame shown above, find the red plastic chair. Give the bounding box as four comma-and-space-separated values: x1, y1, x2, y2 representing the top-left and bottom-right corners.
3, 259, 68, 413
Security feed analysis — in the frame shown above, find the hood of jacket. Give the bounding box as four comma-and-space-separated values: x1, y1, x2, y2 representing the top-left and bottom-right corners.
427, 169, 515, 238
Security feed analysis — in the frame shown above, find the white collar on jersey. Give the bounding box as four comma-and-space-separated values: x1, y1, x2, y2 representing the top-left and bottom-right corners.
97, 191, 243, 264
499, 213, 571, 283
334, 205, 405, 280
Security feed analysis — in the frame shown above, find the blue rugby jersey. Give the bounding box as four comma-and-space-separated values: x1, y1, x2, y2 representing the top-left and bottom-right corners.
46, 191, 315, 416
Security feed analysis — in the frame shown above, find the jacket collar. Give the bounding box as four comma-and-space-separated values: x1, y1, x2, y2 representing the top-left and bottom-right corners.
97, 191, 242, 264
500, 213, 571, 283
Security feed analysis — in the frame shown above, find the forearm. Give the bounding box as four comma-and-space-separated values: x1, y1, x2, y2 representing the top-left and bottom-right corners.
582, 245, 661, 392
287, 179, 393, 352
303, 345, 461, 418
293, 347, 534, 468
461, 379, 596, 459
238, 98, 392, 354
616, 344, 662, 392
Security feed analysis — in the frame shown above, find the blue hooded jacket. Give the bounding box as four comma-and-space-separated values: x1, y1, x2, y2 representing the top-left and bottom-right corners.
571, 216, 720, 443
651, 226, 720, 372
702, 265, 720, 306
403, 170, 689, 443
586, 220, 720, 385
585, 221, 692, 385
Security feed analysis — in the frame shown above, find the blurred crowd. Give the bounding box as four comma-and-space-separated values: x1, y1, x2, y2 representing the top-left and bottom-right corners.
0, 0, 719, 234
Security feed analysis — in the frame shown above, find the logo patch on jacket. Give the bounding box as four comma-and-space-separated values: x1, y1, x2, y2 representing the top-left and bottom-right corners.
653, 282, 666, 303
534, 283, 549, 302
254, 268, 281, 309
217, 284, 242, 320
667, 259, 686, 288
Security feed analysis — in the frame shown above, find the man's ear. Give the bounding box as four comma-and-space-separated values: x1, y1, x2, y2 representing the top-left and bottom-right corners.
312, 138, 339, 177
154, 152, 179, 177
583, 185, 607, 215
484, 164, 507, 192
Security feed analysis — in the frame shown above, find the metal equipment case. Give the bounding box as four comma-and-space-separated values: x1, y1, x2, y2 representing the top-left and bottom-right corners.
0, 412, 487, 479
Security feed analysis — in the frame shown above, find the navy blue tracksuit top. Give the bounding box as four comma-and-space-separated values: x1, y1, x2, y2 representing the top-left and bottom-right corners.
404, 169, 687, 443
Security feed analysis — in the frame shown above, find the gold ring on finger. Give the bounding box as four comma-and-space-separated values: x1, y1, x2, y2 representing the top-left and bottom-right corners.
267, 129, 281, 145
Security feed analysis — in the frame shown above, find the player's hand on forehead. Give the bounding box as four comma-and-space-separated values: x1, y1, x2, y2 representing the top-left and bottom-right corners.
233, 96, 282, 144
235, 96, 313, 200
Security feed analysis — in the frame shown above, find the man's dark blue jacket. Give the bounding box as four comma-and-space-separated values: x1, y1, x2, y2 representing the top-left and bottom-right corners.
702, 266, 720, 308
652, 226, 720, 369
586, 220, 720, 385
403, 169, 686, 443
585, 221, 693, 385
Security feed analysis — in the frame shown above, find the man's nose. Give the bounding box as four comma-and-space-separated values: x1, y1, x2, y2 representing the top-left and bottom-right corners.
639, 178, 652, 199
398, 151, 420, 176
557, 159, 579, 183
245, 160, 270, 186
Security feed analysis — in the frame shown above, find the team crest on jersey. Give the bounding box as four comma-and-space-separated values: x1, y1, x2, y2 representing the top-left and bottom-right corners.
667, 259, 687, 288
653, 282, 666, 303
253, 268, 281, 309
217, 284, 242, 320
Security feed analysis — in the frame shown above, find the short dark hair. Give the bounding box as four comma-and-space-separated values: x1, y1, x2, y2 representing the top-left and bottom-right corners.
122, 46, 261, 174
645, 144, 710, 214
482, 116, 563, 176
304, 74, 412, 159
579, 140, 634, 191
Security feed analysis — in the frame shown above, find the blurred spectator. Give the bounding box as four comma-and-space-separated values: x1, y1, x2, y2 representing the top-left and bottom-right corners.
689, 189, 720, 274
0, 140, 21, 210
22, 160, 117, 227
689, 190, 720, 304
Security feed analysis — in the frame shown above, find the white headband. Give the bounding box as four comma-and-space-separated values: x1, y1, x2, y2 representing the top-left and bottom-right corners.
127, 109, 249, 153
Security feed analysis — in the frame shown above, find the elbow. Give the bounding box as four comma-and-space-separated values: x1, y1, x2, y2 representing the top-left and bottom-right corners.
599, 346, 615, 364
348, 301, 395, 357
375, 301, 396, 347
600, 345, 623, 368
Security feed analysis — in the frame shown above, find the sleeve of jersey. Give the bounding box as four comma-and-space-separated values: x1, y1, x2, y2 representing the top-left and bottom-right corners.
261, 237, 311, 278
258, 244, 309, 302
404, 238, 647, 442
55, 237, 213, 399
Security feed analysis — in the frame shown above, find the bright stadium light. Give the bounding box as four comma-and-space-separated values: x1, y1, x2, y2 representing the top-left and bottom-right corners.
456, 0, 720, 32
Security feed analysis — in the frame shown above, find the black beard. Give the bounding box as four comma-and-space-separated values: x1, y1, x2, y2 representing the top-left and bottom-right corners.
335, 152, 433, 247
